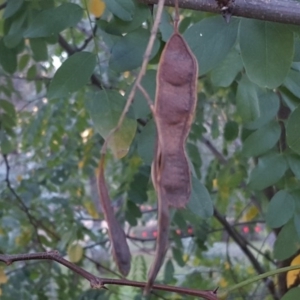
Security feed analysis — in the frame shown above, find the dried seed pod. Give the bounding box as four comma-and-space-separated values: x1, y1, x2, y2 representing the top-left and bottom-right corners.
98, 156, 131, 277
145, 19, 198, 294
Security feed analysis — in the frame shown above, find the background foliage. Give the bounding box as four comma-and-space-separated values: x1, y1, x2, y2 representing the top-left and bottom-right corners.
1, 0, 300, 299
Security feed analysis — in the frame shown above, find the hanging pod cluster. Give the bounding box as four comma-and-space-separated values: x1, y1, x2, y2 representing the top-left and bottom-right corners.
145, 7, 199, 294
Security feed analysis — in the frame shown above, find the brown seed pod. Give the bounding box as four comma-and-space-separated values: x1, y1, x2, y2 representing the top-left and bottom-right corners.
145, 14, 198, 294
97, 155, 131, 277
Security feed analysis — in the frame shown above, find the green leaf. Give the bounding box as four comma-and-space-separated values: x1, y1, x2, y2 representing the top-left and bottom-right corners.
130, 70, 155, 119
287, 154, 300, 179
105, 2, 150, 33
274, 220, 300, 260
128, 166, 150, 204
3, 0, 24, 19
184, 16, 239, 75
248, 153, 288, 190
4, 9, 28, 48
0, 132, 13, 154
287, 105, 300, 155
27, 65, 37, 80
159, 10, 174, 42
86, 90, 137, 158
0, 39, 17, 73
236, 75, 260, 123
187, 176, 213, 219
281, 288, 300, 300
284, 69, 300, 98
125, 201, 142, 226
211, 48, 243, 87
30, 38, 48, 62
172, 246, 185, 267
47, 52, 96, 99
239, 19, 294, 88
137, 119, 156, 165
294, 213, 300, 240
242, 121, 281, 157
294, 37, 300, 62
104, 0, 135, 21
280, 87, 300, 112
224, 121, 239, 141
18, 54, 30, 71
164, 259, 175, 283
0, 99, 16, 117
244, 90, 280, 130
67, 243, 83, 263
266, 190, 295, 228
110, 28, 160, 72
24, 3, 83, 38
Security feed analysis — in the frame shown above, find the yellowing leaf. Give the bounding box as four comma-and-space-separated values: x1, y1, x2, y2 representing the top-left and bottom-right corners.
287, 255, 300, 288
219, 185, 230, 200
15, 228, 32, 246
88, 0, 105, 18
0, 268, 8, 284
242, 205, 259, 222
219, 277, 228, 288
67, 243, 83, 263
212, 178, 218, 189
78, 160, 85, 169
83, 201, 99, 219
86, 90, 137, 159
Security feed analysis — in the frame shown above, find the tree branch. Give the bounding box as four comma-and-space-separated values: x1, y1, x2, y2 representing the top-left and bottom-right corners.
2, 155, 60, 245
139, 0, 300, 26
0, 251, 218, 300
213, 208, 279, 300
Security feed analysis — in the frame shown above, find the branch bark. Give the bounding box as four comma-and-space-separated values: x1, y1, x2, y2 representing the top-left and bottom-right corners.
0, 251, 218, 300
139, 0, 300, 26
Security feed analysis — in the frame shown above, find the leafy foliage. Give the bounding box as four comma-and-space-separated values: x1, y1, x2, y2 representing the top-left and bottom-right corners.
0, 0, 300, 299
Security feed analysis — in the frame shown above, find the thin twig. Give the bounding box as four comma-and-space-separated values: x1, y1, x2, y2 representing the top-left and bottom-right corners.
100, 0, 166, 155
0, 251, 218, 300
2, 155, 60, 243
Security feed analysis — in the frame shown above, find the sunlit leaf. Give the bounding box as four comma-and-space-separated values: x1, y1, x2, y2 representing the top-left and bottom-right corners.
47, 52, 96, 99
